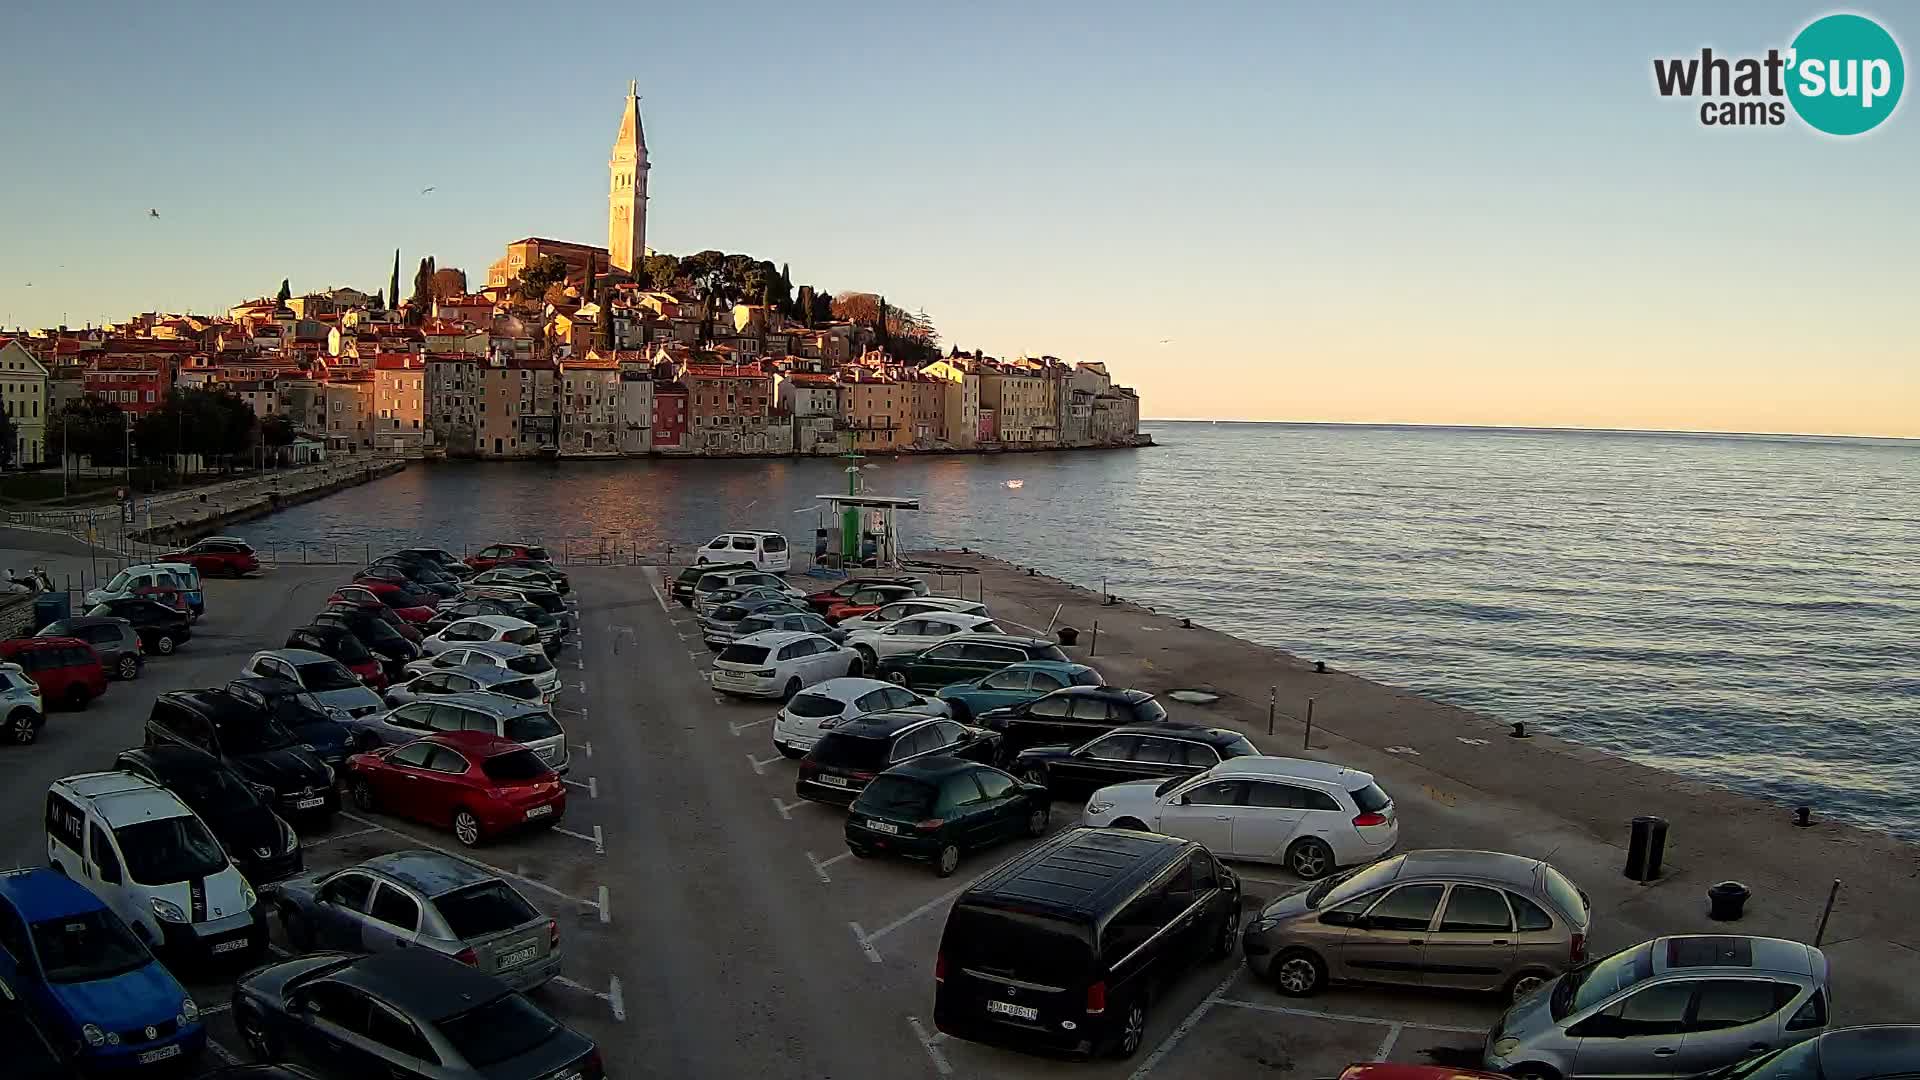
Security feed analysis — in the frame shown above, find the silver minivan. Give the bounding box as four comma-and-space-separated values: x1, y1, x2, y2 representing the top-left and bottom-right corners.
1484, 935, 1832, 1079
358, 692, 569, 776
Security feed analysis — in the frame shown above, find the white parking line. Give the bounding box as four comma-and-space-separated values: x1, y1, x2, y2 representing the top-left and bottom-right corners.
199, 1001, 233, 1016
574, 680, 588, 694
772, 796, 807, 821
608, 976, 626, 1021
807, 850, 852, 883
908, 1016, 953, 1076
552, 824, 605, 854
597, 885, 610, 924
730, 715, 775, 736
1374, 1022, 1405, 1060
1211, 998, 1485, 1034
562, 776, 598, 798
649, 581, 670, 613
582, 740, 593, 758
747, 752, 785, 776
1128, 964, 1243, 1080
847, 876, 980, 961
301, 825, 383, 849
339, 811, 604, 910
206, 1038, 242, 1065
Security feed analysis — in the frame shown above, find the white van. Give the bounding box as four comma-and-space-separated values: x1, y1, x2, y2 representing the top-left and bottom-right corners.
45, 772, 267, 965
696, 531, 791, 573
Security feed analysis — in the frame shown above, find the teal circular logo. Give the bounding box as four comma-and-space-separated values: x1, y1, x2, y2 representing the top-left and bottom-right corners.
1787, 14, 1904, 135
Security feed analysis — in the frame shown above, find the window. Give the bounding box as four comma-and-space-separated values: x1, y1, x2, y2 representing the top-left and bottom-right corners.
963, 643, 1024, 663
1024, 695, 1073, 719
390, 742, 436, 768
1083, 734, 1140, 760
426, 746, 471, 774
932, 721, 971, 745
390, 704, 435, 731
1067, 696, 1113, 721
892, 726, 939, 761
1027, 671, 1065, 692
300, 984, 372, 1036
320, 872, 375, 912
1438, 885, 1514, 933
88, 823, 122, 883
367, 885, 421, 931
1577, 982, 1694, 1038
1179, 742, 1222, 767
1245, 782, 1317, 809
1785, 988, 1826, 1031
1365, 884, 1445, 931
1103, 891, 1169, 966
1689, 980, 1790, 1031
1182, 779, 1246, 807
880, 686, 920, 710
940, 773, 986, 808
1506, 892, 1556, 931
976, 770, 1016, 799
367, 1003, 438, 1062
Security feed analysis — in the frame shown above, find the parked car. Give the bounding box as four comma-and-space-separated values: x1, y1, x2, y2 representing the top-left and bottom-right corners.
705, 603, 842, 650
772, 677, 948, 758
83, 564, 198, 616
383, 665, 543, 707
1084, 756, 1398, 879
670, 559, 754, 606
871, 634, 1072, 691
0, 661, 45, 744
796, 711, 1000, 807
161, 535, 260, 577
0, 961, 67, 1079
383, 547, 475, 580
111, 746, 304, 884
933, 826, 1241, 1059
286, 624, 387, 689
846, 756, 1051, 876
980, 686, 1174, 759
0, 637, 107, 711
935, 660, 1105, 723
712, 630, 861, 700
460, 585, 575, 637
421, 615, 544, 657
401, 642, 560, 700
821, 584, 926, 624
696, 589, 809, 643
145, 688, 341, 822
804, 574, 928, 613
1483, 936, 1832, 1079
145, 561, 207, 619
346, 733, 565, 847
311, 609, 423, 676
225, 677, 363, 768
269, 851, 561, 991
230, 948, 602, 1078
835, 596, 990, 632
84, 596, 192, 655
1012, 724, 1259, 796
1695, 1027, 1920, 1080
844, 612, 1005, 667
242, 649, 386, 718
472, 565, 570, 597
45, 772, 267, 966
0, 866, 207, 1072
1242, 849, 1592, 1003
464, 542, 553, 571
694, 530, 791, 572
693, 569, 804, 615
328, 583, 435, 626
356, 564, 460, 601
354, 693, 569, 775
1335, 1067, 1509, 1080
369, 555, 467, 589
325, 596, 424, 644
37, 615, 143, 680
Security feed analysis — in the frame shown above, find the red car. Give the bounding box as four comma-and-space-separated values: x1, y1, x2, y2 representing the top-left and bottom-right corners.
820, 584, 924, 624
325, 598, 425, 643
466, 542, 553, 571
805, 576, 927, 615
345, 731, 566, 846
160, 536, 260, 578
1337, 1067, 1509, 1080
0, 637, 108, 710
329, 582, 436, 625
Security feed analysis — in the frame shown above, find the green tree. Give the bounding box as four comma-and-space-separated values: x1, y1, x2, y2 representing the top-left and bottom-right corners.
642, 253, 679, 292
810, 290, 833, 325
47, 396, 128, 467
411, 256, 436, 310
276, 279, 291, 303
389, 249, 401, 308
514, 256, 570, 301
260, 414, 295, 455
429, 266, 467, 300
678, 250, 727, 301
0, 408, 16, 467
584, 254, 597, 304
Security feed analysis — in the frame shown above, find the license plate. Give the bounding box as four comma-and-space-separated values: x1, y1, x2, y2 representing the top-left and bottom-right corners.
526, 804, 554, 819
138, 1044, 183, 1064
865, 819, 899, 834
498, 944, 539, 968
818, 775, 849, 787
212, 937, 250, 954
296, 796, 326, 809
986, 1000, 1039, 1021
552, 1072, 583, 1080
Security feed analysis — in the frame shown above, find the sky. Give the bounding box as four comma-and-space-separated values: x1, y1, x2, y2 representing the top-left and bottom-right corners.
1, 1, 1915, 436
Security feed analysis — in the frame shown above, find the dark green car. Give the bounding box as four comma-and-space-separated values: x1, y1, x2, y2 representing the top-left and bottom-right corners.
845, 756, 1051, 876
870, 634, 1072, 691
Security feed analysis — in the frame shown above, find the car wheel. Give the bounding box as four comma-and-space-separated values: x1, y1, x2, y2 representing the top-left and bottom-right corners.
854, 644, 877, 668
1508, 1065, 1561, 1080
1506, 970, 1552, 1005
237, 1005, 280, 1062
1025, 804, 1050, 837
1111, 817, 1148, 831
1020, 765, 1048, 788
783, 677, 801, 702
1271, 948, 1327, 996
453, 808, 482, 846
64, 685, 88, 711
845, 656, 862, 678
154, 634, 177, 655
848, 845, 871, 859
1212, 906, 1240, 958
1286, 837, 1335, 880
885, 671, 908, 686
1111, 998, 1148, 1059
351, 779, 377, 812
9, 710, 38, 745
116, 655, 139, 680
935, 843, 961, 877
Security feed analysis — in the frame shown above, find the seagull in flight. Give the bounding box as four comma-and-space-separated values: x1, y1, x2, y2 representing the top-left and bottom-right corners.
148, 208, 160, 218
420, 186, 436, 195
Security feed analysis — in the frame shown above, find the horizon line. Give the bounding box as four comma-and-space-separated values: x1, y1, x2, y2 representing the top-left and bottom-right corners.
1141, 418, 1920, 443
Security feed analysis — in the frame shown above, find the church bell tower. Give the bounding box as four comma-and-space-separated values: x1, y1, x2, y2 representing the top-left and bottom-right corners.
608, 81, 649, 276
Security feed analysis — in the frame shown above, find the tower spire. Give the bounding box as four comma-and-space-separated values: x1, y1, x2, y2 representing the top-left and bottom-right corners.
608, 80, 649, 275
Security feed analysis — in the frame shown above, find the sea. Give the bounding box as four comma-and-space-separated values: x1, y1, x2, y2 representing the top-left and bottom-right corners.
242, 422, 1920, 838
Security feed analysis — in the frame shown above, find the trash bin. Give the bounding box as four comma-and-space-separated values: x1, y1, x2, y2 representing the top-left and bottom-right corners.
31, 592, 71, 632
1624, 815, 1668, 881
1057, 627, 1079, 647
1708, 881, 1750, 921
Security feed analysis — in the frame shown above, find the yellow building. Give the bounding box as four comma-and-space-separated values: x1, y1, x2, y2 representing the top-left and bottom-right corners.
0, 340, 50, 465
979, 367, 1047, 444
373, 355, 426, 453
840, 377, 910, 450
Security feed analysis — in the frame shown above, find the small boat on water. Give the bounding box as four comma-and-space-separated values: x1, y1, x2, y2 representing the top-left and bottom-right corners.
1004, 479, 1024, 489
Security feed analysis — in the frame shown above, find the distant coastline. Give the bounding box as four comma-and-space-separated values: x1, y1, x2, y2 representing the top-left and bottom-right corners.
1143, 418, 1920, 443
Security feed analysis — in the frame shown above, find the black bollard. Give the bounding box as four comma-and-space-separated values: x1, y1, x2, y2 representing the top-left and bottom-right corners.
1625, 816, 1669, 882
1793, 806, 1812, 827
1314, 660, 1327, 674
1707, 881, 1750, 921
1510, 721, 1531, 739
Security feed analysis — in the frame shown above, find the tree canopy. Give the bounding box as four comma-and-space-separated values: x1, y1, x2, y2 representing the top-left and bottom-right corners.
0, 408, 16, 467
133, 389, 258, 471
515, 256, 571, 301
47, 396, 130, 467
428, 267, 468, 300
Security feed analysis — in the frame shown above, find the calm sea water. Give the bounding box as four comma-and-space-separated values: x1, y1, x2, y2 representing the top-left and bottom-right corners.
245, 424, 1920, 837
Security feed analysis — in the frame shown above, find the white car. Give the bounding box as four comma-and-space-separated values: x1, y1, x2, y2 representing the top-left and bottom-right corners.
692, 569, 803, 615
834, 597, 989, 631
695, 530, 791, 572
402, 641, 561, 699
712, 630, 859, 700
421, 615, 545, 656
0, 661, 44, 745
1081, 756, 1399, 879
843, 611, 1004, 665
771, 677, 949, 758
83, 564, 193, 609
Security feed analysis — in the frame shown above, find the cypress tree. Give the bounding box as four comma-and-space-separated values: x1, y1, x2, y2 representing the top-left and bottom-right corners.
585, 253, 596, 303
389, 249, 401, 309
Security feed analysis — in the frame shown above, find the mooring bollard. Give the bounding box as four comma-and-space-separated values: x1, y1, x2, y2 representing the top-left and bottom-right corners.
1089, 620, 1099, 656
1625, 815, 1669, 882
1314, 660, 1327, 674
1267, 686, 1276, 736
1813, 879, 1841, 945
1510, 720, 1531, 739
1303, 696, 1314, 749
1794, 806, 1813, 827
1707, 881, 1750, 921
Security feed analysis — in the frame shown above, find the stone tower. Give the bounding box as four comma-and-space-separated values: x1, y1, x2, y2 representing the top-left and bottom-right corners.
608, 80, 649, 276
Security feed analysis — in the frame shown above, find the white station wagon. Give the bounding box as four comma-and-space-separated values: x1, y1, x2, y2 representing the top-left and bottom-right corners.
843, 611, 1004, 665
712, 630, 859, 700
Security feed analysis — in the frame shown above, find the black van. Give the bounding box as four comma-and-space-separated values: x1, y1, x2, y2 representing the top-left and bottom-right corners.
933, 826, 1240, 1059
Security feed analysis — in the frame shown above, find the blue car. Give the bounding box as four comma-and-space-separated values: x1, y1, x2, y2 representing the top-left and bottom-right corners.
0, 867, 205, 1071
933, 660, 1105, 723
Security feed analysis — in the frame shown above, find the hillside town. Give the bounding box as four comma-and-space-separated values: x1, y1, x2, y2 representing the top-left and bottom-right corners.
0, 84, 1143, 470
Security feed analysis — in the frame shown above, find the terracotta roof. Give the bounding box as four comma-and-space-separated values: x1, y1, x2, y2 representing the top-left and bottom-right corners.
685, 363, 765, 379
786, 373, 838, 388
89, 355, 172, 373
373, 354, 421, 371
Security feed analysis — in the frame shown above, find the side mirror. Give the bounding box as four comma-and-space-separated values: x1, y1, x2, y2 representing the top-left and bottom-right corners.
1321, 911, 1369, 929
1178, 794, 1192, 806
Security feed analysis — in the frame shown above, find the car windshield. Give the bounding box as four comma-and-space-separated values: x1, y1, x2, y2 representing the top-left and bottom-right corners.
1304, 858, 1402, 908
1700, 1039, 1819, 1080
1153, 775, 1185, 797
506, 653, 552, 676
786, 693, 844, 719
503, 627, 539, 647
389, 585, 435, 607
104, 571, 132, 592
719, 645, 771, 665
297, 660, 362, 691
481, 749, 552, 783
1219, 735, 1260, 758
1134, 698, 1168, 723
267, 691, 334, 728
1349, 782, 1391, 813
173, 767, 264, 813
435, 993, 560, 1068
321, 633, 372, 662
1553, 942, 1654, 1019
30, 909, 150, 984
436, 881, 539, 940
943, 905, 1093, 984
811, 733, 890, 770
115, 816, 228, 885
220, 714, 298, 753
853, 775, 937, 818
503, 712, 561, 741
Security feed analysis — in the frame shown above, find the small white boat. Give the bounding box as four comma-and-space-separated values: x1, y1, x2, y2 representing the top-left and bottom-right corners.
1004, 479, 1024, 489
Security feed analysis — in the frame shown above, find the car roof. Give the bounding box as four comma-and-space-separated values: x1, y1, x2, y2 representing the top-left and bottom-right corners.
943, 632, 1054, 648
886, 754, 985, 781
356, 850, 499, 898
962, 826, 1194, 921
428, 666, 525, 686
447, 614, 534, 631
114, 744, 232, 777
53, 771, 194, 826
52, 615, 127, 630
800, 677, 898, 702
429, 692, 547, 717
0, 866, 112, 922
1651, 935, 1816, 976
721, 530, 782, 538
228, 676, 303, 699
1386, 850, 1551, 889
1049, 685, 1151, 703
334, 948, 509, 1021
734, 629, 824, 647
255, 648, 332, 665
6, 636, 87, 650
422, 731, 526, 756
1210, 755, 1375, 787
1812, 1027, 1920, 1079
1107, 723, 1244, 745
461, 640, 537, 659
164, 687, 272, 724
831, 710, 942, 738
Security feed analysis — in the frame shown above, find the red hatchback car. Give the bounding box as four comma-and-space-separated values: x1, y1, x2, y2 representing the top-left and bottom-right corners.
345, 731, 566, 846
329, 582, 436, 625
160, 536, 260, 577
324, 598, 425, 643
0, 637, 109, 710
465, 542, 553, 571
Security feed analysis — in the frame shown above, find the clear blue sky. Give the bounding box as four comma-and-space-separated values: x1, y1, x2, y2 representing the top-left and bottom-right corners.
2, 2, 1915, 434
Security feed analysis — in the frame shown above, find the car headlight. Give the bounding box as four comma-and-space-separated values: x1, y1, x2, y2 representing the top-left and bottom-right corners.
249, 782, 277, 802
1491, 1038, 1520, 1059
1086, 800, 1116, 816
180, 997, 200, 1023
242, 881, 259, 909
1248, 915, 1284, 934
280, 819, 300, 854
151, 897, 188, 923
82, 1022, 118, 1047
